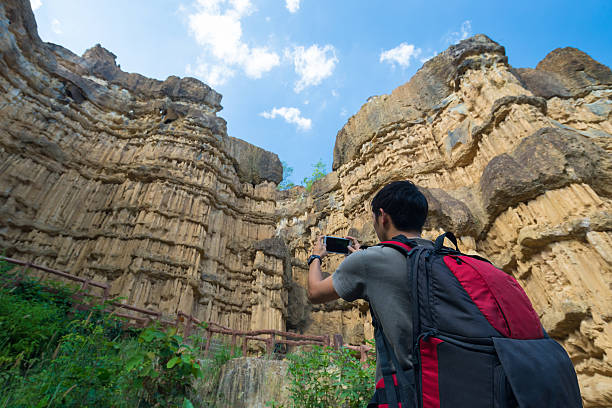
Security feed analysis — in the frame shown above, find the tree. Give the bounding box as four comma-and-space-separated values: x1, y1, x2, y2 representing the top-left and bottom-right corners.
302, 159, 327, 192
278, 161, 296, 190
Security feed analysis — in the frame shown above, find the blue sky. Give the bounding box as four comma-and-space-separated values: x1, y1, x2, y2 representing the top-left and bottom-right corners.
31, 0, 612, 185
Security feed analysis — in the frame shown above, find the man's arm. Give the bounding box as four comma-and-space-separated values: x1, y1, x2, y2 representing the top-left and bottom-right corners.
307, 236, 340, 304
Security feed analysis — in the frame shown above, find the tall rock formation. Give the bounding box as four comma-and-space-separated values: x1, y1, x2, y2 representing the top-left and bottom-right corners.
0, 0, 286, 333
0, 0, 611, 406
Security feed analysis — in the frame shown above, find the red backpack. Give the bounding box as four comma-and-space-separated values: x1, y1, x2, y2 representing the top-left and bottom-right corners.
367, 232, 582, 408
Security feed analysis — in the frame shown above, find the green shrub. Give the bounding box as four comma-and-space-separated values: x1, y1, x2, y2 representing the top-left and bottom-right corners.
123, 324, 204, 406
278, 161, 296, 190
0, 274, 210, 408
301, 159, 327, 192
8, 317, 133, 407
284, 344, 376, 408
0, 287, 68, 369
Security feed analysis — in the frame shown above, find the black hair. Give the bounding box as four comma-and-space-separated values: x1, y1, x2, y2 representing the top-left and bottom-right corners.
371, 180, 428, 232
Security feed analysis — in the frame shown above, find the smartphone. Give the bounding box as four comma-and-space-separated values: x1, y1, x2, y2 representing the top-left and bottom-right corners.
324, 236, 351, 254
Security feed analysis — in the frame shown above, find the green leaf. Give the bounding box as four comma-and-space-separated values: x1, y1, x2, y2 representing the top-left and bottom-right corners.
126, 354, 144, 371
182, 398, 195, 408
139, 331, 155, 343
167, 356, 181, 369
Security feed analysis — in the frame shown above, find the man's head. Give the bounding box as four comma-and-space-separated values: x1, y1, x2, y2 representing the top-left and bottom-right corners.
371, 180, 428, 241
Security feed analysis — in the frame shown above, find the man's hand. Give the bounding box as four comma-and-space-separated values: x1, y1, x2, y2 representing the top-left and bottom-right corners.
313, 236, 328, 258
308, 235, 339, 304
346, 236, 361, 253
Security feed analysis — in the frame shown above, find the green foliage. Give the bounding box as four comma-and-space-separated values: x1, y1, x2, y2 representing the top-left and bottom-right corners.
284, 345, 376, 408
301, 159, 327, 192
124, 324, 203, 406
0, 280, 73, 369
10, 317, 132, 407
0, 273, 217, 408
278, 161, 296, 190
277, 159, 328, 192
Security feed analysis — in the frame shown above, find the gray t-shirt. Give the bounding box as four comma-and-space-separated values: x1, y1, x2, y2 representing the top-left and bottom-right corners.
332, 238, 434, 381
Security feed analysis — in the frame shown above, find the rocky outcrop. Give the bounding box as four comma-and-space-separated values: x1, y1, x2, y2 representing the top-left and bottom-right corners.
0, 0, 284, 334
1, 1, 611, 406
204, 357, 290, 408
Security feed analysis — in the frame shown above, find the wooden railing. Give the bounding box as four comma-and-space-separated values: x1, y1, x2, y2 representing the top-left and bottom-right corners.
0, 256, 373, 361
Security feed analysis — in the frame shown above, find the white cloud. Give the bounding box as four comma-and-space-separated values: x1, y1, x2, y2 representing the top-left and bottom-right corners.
445, 20, 472, 44
186, 61, 235, 86
331, 89, 338, 97
380, 43, 421, 68
289, 44, 338, 93
244, 47, 280, 78
340, 108, 348, 117
51, 19, 62, 34
30, 0, 42, 10
260, 107, 312, 131
286, 0, 300, 13
186, 0, 280, 85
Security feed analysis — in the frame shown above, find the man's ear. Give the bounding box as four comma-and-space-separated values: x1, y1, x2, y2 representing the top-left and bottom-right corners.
379, 209, 390, 227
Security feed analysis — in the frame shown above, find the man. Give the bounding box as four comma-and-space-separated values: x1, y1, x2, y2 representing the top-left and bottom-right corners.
308, 180, 584, 408
307, 180, 430, 386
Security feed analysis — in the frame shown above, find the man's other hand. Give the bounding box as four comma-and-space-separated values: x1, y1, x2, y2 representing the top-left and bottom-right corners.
313, 236, 328, 258
346, 236, 361, 253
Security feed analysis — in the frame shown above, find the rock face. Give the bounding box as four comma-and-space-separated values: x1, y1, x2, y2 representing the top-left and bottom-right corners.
208, 357, 290, 408
1, 1, 611, 406
0, 0, 285, 334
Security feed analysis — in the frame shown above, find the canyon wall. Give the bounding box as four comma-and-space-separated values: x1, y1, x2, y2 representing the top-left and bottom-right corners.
0, 0, 611, 405
0, 0, 287, 334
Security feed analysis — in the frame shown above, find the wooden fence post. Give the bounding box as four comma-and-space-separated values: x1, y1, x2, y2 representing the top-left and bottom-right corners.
333, 334, 343, 350
242, 336, 248, 357
102, 285, 110, 303
230, 333, 237, 357
266, 333, 275, 355
185, 315, 193, 338
204, 328, 213, 356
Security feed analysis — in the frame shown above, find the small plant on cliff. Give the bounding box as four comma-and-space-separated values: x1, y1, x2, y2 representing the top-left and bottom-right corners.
302, 159, 327, 192
278, 161, 296, 190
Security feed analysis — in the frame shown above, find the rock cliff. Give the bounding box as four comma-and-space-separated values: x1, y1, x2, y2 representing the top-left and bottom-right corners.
0, 0, 611, 405
0, 0, 285, 334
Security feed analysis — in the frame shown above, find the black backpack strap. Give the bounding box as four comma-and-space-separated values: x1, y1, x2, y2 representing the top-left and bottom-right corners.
377, 240, 430, 350
370, 304, 414, 407
408, 246, 428, 347
434, 231, 459, 252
